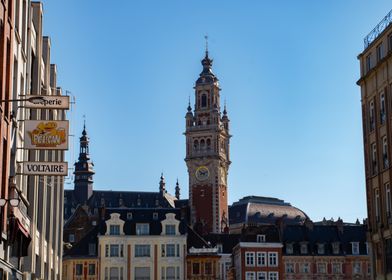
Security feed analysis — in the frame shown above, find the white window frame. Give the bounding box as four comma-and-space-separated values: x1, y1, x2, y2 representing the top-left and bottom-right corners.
245, 271, 255, 280
386, 183, 391, 217
268, 252, 278, 267
317, 263, 327, 274
302, 263, 310, 273
256, 271, 266, 280
285, 263, 295, 273
351, 242, 360, 255
375, 188, 381, 222
268, 271, 279, 280
332, 262, 342, 274
256, 234, 265, 243
300, 243, 308, 254
245, 252, 255, 267
256, 252, 266, 267
136, 223, 150, 235
353, 262, 361, 274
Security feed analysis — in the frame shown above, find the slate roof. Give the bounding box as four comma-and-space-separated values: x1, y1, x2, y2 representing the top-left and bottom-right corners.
64, 189, 177, 221
229, 196, 308, 226
63, 226, 99, 259
282, 223, 368, 256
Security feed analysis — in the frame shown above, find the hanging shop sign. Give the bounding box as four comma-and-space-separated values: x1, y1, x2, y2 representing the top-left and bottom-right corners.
21, 162, 68, 176
24, 120, 69, 150
24, 95, 70, 109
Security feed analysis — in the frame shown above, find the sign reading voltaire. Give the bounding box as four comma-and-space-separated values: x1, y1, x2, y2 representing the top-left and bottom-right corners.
25, 95, 70, 109
22, 162, 68, 176
24, 120, 69, 150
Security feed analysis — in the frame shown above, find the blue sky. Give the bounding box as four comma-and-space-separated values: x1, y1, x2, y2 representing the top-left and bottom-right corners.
43, 1, 392, 222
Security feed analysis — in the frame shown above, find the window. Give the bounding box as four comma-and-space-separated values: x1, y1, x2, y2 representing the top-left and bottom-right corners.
69, 234, 75, 243
192, 263, 200, 275
387, 183, 392, 218
370, 101, 375, 131
352, 242, 360, 255
110, 225, 120, 235
383, 136, 389, 168
371, 143, 377, 175
217, 243, 223, 253
256, 252, 266, 266
375, 188, 381, 222
245, 272, 255, 280
268, 252, 278, 266
245, 252, 255, 266
135, 267, 150, 280
88, 243, 96, 256
300, 243, 308, 254
268, 272, 278, 280
135, 245, 150, 257
165, 266, 176, 280
285, 263, 295, 273
332, 242, 340, 254
332, 263, 342, 274
165, 224, 176, 235
162, 244, 175, 257
75, 264, 83, 276
389, 34, 392, 51
205, 262, 212, 275
257, 272, 267, 280
127, 212, 133, 220
136, 223, 149, 235
110, 267, 120, 280
317, 244, 325, 254
201, 94, 207, 108
286, 243, 293, 254
366, 54, 372, 72
377, 44, 383, 62
110, 245, 119, 257
256, 234, 265, 243
88, 264, 96, 275
317, 263, 326, 274
381, 93, 386, 124
302, 263, 310, 273
353, 262, 361, 274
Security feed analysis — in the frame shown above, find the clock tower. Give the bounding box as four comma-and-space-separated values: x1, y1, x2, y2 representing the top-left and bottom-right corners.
185, 49, 231, 234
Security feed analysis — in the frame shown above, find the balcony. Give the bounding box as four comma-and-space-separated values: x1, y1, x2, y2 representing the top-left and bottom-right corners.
364, 9, 392, 49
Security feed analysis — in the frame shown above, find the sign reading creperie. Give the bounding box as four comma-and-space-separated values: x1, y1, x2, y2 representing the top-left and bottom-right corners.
22, 162, 68, 176
25, 95, 70, 109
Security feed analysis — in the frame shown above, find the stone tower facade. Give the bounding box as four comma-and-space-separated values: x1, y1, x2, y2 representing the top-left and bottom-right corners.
74, 125, 95, 203
185, 51, 231, 234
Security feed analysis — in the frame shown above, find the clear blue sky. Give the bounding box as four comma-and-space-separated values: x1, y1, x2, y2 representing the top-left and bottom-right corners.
42, 1, 392, 222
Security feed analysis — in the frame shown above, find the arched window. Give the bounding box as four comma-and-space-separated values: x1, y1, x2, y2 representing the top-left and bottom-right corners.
201, 94, 207, 108
193, 140, 199, 151
206, 139, 211, 150
200, 139, 205, 150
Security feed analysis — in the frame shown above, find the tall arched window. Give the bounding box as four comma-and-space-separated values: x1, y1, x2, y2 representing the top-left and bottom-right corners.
206, 139, 211, 150
201, 94, 207, 108
194, 140, 199, 151
200, 139, 205, 150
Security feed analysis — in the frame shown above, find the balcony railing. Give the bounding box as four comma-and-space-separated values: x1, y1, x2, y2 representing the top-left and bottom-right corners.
364, 9, 392, 49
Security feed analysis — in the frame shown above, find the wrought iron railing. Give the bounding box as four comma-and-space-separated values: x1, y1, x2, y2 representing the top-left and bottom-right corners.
364, 9, 392, 49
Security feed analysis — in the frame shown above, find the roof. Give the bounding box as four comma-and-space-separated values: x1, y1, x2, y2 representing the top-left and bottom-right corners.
229, 196, 308, 226
64, 189, 177, 221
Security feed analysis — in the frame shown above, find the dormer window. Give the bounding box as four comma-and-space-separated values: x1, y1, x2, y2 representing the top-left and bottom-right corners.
332, 242, 340, 254
257, 235, 266, 243
110, 225, 120, 235
286, 243, 293, 254
300, 243, 308, 254
136, 223, 149, 235
317, 244, 325, 255
201, 93, 207, 108
165, 224, 176, 235
217, 243, 223, 253
351, 242, 360, 255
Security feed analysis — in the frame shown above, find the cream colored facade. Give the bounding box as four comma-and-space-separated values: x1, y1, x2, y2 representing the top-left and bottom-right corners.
99, 213, 187, 280
357, 10, 392, 280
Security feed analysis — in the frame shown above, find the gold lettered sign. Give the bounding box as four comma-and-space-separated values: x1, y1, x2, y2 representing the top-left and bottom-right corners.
24, 120, 69, 150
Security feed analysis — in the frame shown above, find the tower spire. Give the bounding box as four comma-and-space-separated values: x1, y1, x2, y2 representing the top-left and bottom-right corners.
204, 35, 209, 58
175, 178, 180, 199
159, 173, 166, 194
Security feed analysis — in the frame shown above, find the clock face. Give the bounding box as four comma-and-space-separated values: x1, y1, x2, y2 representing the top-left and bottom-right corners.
195, 166, 210, 181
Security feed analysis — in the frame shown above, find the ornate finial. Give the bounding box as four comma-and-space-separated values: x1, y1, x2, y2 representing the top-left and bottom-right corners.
175, 178, 180, 199
159, 173, 166, 194
187, 96, 192, 112
82, 115, 87, 136
223, 99, 227, 116
204, 35, 209, 57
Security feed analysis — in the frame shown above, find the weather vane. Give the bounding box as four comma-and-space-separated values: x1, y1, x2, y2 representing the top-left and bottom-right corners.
204, 35, 209, 54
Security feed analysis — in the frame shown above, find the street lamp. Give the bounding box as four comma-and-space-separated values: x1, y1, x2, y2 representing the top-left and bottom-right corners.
0, 96, 44, 103
0, 197, 20, 207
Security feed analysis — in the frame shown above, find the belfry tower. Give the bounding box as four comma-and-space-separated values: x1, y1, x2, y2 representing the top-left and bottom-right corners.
74, 124, 95, 203
185, 49, 231, 234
